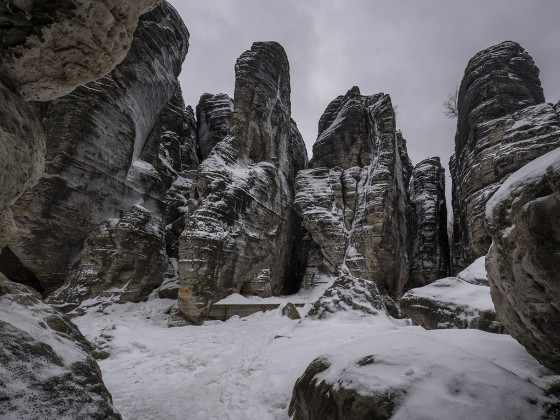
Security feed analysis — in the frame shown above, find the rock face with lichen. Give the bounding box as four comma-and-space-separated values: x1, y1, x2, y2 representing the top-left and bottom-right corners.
450, 41, 560, 271
409, 157, 450, 288
178, 41, 308, 323
0, 274, 121, 419
1, 2, 192, 305
485, 146, 560, 373
294, 87, 413, 300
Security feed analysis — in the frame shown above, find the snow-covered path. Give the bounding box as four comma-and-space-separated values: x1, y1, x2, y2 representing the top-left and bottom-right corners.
74, 293, 559, 420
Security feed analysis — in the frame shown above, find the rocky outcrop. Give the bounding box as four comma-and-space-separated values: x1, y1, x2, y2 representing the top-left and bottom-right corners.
486, 147, 560, 373
450, 41, 560, 271
178, 42, 308, 323
307, 276, 386, 320
400, 277, 505, 334
196, 93, 233, 160
0, 0, 162, 101
1, 2, 190, 297
47, 205, 167, 313
0, 274, 121, 419
295, 87, 413, 299
409, 157, 449, 288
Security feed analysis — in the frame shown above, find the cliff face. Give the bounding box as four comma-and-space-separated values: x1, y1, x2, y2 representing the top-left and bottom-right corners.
409, 157, 449, 288
486, 146, 560, 373
196, 93, 234, 161
450, 41, 560, 271
178, 42, 308, 323
1, 2, 191, 301
295, 87, 413, 300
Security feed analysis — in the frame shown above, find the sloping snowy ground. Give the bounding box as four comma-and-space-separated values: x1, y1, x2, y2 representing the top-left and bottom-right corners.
73, 284, 559, 420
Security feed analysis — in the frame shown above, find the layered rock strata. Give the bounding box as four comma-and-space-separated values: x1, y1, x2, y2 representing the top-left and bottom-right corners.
294, 87, 413, 299
0, 0, 162, 101
0, 274, 121, 419
408, 157, 449, 288
486, 147, 560, 373
1, 2, 191, 299
450, 41, 560, 271
196, 93, 234, 160
178, 42, 308, 323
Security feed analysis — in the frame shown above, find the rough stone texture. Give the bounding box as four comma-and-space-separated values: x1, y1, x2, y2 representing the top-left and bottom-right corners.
400, 277, 505, 334
0, 0, 162, 101
46, 205, 167, 313
282, 302, 301, 320
307, 275, 386, 320
288, 357, 401, 420
196, 93, 233, 160
409, 157, 450, 288
178, 42, 308, 323
295, 87, 413, 299
450, 41, 560, 271
0, 80, 46, 212
0, 274, 121, 419
2, 2, 190, 295
486, 146, 560, 373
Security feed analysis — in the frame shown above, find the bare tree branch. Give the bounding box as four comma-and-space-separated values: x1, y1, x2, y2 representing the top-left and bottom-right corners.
443, 85, 459, 119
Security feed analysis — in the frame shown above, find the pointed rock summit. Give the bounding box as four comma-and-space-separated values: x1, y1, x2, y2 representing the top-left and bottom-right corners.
178, 42, 308, 323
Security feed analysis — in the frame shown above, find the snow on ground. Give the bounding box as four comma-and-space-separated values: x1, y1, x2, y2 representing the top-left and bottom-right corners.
73, 284, 560, 420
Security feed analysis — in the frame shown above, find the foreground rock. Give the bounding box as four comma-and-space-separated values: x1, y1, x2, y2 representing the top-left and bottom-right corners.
295, 87, 413, 300
0, 0, 161, 101
0, 274, 120, 419
2, 2, 190, 296
178, 42, 308, 323
289, 328, 556, 420
409, 157, 450, 288
486, 147, 560, 373
450, 41, 560, 271
401, 277, 505, 334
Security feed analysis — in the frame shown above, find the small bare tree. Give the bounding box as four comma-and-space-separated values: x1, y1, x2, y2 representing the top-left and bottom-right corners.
443, 85, 459, 119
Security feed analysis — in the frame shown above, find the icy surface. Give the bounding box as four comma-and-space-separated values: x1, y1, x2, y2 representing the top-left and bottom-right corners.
456, 256, 488, 285
73, 284, 559, 419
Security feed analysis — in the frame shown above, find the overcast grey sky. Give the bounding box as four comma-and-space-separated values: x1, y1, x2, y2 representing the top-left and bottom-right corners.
168, 0, 560, 180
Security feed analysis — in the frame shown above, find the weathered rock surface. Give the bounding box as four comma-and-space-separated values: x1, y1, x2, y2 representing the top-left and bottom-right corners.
0, 274, 121, 419
409, 157, 449, 288
486, 147, 560, 373
196, 93, 233, 160
2, 2, 190, 296
0, 0, 162, 101
0, 80, 45, 212
295, 87, 413, 299
178, 41, 308, 323
47, 205, 167, 313
450, 41, 560, 271
401, 277, 505, 334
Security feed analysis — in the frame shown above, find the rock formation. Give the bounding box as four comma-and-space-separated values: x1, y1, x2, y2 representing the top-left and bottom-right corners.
196, 93, 234, 160
0, 274, 121, 419
1, 2, 191, 301
486, 146, 560, 373
408, 157, 449, 288
294, 87, 413, 300
450, 41, 560, 271
178, 41, 308, 323
0, 0, 162, 101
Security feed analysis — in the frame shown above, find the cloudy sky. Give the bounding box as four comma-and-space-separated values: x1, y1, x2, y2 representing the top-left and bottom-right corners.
168, 0, 560, 182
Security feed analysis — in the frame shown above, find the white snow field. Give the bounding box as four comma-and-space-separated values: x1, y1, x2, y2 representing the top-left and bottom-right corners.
73, 274, 560, 420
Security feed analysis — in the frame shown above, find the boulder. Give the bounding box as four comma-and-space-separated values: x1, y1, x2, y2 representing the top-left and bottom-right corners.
450, 41, 560, 271
0, 0, 162, 101
178, 41, 308, 323
400, 276, 505, 334
486, 146, 560, 373
0, 274, 121, 419
409, 157, 450, 288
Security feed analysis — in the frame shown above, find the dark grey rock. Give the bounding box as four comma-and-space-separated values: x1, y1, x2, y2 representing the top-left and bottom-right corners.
196, 93, 233, 160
